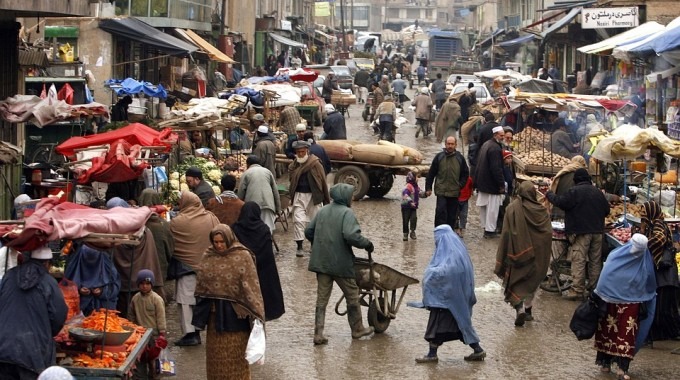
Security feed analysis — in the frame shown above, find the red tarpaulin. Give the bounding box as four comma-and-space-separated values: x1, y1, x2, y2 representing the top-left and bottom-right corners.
7, 197, 153, 252
597, 99, 636, 113
76, 139, 148, 184
56, 123, 176, 157
276, 68, 319, 82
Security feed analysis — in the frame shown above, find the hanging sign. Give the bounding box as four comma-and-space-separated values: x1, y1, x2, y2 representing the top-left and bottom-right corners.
582, 7, 639, 29
315, 2, 330, 17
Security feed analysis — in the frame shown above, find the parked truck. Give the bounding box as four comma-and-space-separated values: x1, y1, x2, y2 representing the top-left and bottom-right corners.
427, 30, 464, 82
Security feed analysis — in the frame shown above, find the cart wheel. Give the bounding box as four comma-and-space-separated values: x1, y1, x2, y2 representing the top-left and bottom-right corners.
539, 273, 573, 293
335, 165, 370, 200
366, 173, 394, 198
368, 297, 391, 333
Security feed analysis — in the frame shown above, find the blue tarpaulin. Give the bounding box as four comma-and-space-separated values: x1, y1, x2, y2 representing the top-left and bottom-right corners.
649, 25, 680, 54
498, 34, 536, 48
105, 78, 167, 98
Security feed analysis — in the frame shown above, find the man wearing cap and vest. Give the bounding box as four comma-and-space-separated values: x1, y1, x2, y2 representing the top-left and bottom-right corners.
253, 124, 278, 174
285, 123, 308, 159
0, 246, 68, 379
289, 140, 330, 257
185, 166, 215, 206
322, 104, 347, 140
474, 126, 506, 238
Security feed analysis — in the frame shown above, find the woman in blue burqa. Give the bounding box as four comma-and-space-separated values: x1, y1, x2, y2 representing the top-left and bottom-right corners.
415, 225, 486, 363
593, 233, 656, 380
65, 244, 121, 316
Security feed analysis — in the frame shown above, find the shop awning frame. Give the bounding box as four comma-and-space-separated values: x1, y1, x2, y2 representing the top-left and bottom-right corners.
497, 34, 536, 49
269, 33, 306, 48
541, 7, 582, 39
476, 29, 506, 49
176, 28, 235, 63
99, 17, 197, 57
577, 21, 664, 55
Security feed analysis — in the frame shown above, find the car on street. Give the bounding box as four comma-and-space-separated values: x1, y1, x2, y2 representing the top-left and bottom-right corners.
449, 82, 493, 104
353, 58, 375, 72
329, 65, 354, 90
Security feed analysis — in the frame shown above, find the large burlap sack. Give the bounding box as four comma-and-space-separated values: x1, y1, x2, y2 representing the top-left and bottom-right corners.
461, 116, 484, 146
352, 143, 404, 165
317, 140, 353, 161
377, 140, 423, 164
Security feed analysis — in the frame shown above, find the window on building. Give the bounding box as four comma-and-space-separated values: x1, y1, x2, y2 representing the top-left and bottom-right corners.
426, 9, 433, 18
387, 8, 399, 18
131, 0, 150, 16
353, 7, 369, 20
406, 9, 419, 19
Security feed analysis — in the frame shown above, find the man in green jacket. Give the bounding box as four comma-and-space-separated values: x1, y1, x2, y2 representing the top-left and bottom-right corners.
305, 183, 375, 345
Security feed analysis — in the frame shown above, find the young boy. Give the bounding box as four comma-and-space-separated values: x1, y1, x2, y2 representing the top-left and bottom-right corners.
129, 269, 166, 379
456, 176, 474, 238
402, 171, 425, 241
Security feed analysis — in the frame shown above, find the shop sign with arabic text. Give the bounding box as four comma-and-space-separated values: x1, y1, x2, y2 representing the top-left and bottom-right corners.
582, 7, 639, 29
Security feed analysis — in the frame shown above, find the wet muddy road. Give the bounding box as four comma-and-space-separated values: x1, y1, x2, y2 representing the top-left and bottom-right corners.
164, 87, 680, 379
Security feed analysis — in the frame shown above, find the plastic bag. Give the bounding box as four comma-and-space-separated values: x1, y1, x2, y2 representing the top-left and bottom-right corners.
155, 347, 176, 376
245, 319, 266, 365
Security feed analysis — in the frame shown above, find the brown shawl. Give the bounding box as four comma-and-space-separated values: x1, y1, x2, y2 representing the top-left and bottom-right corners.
194, 224, 265, 320
543, 155, 586, 213
288, 155, 330, 205
113, 227, 164, 292
170, 191, 220, 270
642, 200, 671, 267
434, 99, 461, 143
495, 181, 552, 307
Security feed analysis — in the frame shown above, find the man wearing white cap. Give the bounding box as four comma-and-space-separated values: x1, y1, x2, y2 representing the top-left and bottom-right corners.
474, 126, 506, 238
413, 87, 433, 138
285, 122, 308, 159
0, 246, 68, 378
391, 73, 407, 106
322, 104, 346, 140
252, 124, 277, 174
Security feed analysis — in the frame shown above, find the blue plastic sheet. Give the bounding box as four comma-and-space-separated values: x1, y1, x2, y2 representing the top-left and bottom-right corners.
105, 78, 167, 98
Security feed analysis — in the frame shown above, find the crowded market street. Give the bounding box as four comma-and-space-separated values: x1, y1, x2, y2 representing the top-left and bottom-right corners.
161, 87, 680, 379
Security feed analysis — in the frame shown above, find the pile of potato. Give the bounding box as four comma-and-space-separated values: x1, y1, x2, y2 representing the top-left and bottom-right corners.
514, 148, 572, 167
514, 127, 551, 152
516, 173, 550, 184
606, 203, 644, 225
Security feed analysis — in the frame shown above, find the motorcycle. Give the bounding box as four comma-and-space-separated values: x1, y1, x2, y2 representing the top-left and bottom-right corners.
362, 92, 375, 122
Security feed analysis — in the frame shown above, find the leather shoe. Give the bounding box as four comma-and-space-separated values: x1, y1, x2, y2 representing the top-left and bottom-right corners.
464, 350, 486, 361
174, 332, 201, 346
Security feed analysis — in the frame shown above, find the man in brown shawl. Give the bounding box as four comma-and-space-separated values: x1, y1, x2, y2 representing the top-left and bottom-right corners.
206, 173, 244, 226
434, 93, 462, 144
170, 191, 220, 346
288, 140, 330, 257
495, 181, 552, 327
544, 155, 586, 219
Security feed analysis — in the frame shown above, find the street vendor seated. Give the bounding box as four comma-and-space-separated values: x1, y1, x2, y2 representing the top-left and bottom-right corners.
286, 123, 308, 159
230, 124, 252, 152
547, 118, 579, 159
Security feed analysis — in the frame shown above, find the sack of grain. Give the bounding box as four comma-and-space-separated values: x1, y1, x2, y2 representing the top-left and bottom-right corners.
352, 143, 404, 165
317, 140, 353, 161
377, 140, 424, 164
654, 170, 678, 185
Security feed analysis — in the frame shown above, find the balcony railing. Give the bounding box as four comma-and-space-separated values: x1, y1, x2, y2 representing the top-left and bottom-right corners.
115, 0, 211, 23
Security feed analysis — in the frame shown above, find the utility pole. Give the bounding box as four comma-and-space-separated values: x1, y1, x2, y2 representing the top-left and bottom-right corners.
350, 0, 354, 31
340, 0, 346, 51
220, 0, 227, 35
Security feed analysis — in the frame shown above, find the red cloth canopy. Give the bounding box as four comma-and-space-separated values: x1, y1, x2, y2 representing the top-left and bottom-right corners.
597, 99, 635, 113
56, 123, 176, 157
76, 139, 148, 184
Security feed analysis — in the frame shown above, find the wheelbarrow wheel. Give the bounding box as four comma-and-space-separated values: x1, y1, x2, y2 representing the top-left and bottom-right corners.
368, 297, 391, 333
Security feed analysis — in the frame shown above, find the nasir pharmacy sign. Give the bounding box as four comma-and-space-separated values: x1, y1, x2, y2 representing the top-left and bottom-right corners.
582, 7, 639, 29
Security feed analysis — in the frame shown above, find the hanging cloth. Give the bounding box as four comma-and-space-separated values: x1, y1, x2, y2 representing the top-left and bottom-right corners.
57, 83, 75, 105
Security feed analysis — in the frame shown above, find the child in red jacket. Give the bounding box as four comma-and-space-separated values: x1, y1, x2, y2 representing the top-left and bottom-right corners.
456, 177, 474, 238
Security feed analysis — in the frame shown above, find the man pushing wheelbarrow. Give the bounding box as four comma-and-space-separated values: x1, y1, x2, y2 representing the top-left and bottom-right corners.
305, 183, 375, 345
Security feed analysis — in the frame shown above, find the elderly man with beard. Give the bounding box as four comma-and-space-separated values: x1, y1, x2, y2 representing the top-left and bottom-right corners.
474, 126, 506, 239
289, 141, 330, 257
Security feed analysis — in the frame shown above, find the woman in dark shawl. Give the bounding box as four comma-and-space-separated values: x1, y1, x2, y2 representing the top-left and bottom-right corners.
65, 244, 121, 316
232, 202, 285, 321
192, 224, 264, 380
640, 200, 680, 341
137, 188, 174, 298
495, 181, 552, 326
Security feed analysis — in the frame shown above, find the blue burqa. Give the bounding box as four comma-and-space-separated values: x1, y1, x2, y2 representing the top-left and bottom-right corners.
594, 240, 657, 352
422, 225, 480, 344
65, 245, 121, 315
